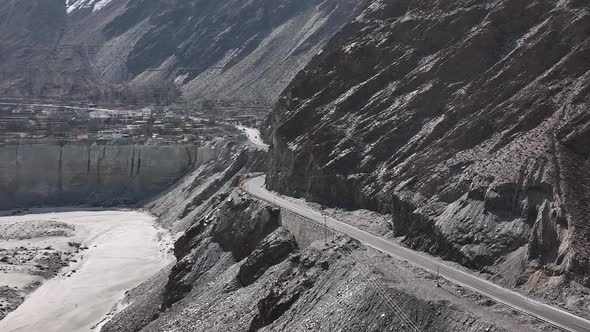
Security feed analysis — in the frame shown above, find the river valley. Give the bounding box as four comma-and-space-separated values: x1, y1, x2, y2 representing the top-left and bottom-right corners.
0, 208, 173, 332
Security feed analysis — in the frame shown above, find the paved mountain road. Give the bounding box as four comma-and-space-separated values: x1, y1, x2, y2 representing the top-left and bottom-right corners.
244, 175, 590, 332
234, 125, 269, 150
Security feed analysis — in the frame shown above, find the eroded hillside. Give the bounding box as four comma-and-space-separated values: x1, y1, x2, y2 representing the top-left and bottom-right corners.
266, 0, 590, 305
0, 0, 361, 104
103, 186, 541, 332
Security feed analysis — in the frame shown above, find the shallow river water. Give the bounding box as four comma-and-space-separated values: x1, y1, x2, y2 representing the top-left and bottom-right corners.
0, 209, 173, 332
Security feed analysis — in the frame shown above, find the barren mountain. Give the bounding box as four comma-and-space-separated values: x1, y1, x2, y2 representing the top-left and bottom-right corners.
266, 0, 590, 304
101, 147, 541, 332
0, 0, 361, 104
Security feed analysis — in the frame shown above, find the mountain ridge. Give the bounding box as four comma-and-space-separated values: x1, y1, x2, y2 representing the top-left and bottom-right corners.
0, 0, 362, 105
266, 0, 590, 309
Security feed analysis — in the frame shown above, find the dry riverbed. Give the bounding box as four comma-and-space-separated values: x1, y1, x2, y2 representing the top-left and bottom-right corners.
0, 208, 173, 332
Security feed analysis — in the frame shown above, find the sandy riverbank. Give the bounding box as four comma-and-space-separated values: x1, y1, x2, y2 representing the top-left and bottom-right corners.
0, 208, 174, 332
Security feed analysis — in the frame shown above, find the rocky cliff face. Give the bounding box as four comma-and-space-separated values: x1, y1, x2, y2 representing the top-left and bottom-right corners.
102, 188, 519, 332
267, 0, 590, 295
0, 0, 361, 104
146, 142, 268, 232
0, 142, 217, 209
0, 0, 73, 97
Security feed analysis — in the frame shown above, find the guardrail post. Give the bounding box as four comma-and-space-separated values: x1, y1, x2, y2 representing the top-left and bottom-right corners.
323, 214, 328, 244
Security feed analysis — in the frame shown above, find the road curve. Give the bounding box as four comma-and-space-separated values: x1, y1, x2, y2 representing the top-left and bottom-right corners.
234, 125, 269, 150
244, 175, 590, 332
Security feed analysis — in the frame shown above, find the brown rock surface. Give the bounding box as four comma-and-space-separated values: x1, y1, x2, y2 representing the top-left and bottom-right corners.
266, 0, 590, 300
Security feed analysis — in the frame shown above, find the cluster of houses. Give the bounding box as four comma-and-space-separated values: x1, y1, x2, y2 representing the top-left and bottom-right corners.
88, 109, 154, 139
0, 103, 241, 144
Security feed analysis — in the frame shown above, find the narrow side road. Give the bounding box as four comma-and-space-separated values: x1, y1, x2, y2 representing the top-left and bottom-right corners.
235, 125, 269, 150
244, 175, 590, 332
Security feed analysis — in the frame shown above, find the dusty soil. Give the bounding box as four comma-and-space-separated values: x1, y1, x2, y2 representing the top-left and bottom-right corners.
0, 216, 80, 320
101, 188, 559, 332
0, 208, 174, 332
0, 220, 75, 240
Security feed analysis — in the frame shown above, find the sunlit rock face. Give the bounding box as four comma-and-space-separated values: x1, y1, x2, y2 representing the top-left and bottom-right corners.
103, 189, 508, 332
266, 0, 590, 290
0, 0, 361, 104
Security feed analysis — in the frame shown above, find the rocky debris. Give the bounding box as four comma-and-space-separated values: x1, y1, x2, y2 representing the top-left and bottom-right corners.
210, 200, 281, 262
0, 246, 74, 276
99, 266, 173, 332
0, 221, 74, 240
177, 148, 263, 222
33, 251, 73, 279
163, 192, 283, 308
0, 215, 94, 321
0, 286, 24, 321
0, 245, 74, 319
104, 188, 523, 331
67, 241, 82, 249
266, 0, 590, 308
146, 143, 267, 232
100, 138, 536, 331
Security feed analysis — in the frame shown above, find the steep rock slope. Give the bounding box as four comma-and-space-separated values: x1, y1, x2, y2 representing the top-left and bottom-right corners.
266, 0, 590, 298
103, 189, 522, 332
146, 142, 268, 232
0, 0, 79, 97
0, 0, 361, 104
99, 145, 553, 332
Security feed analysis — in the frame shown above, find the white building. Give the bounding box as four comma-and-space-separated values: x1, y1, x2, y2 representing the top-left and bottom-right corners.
98, 130, 125, 139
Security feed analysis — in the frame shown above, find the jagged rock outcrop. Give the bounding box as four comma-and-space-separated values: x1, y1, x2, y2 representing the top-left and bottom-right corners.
102, 189, 513, 332
146, 143, 268, 232
237, 227, 297, 287
164, 194, 284, 307
266, 0, 590, 298
0, 0, 361, 104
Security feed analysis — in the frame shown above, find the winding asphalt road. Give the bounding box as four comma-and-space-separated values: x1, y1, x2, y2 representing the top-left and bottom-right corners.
244, 175, 590, 332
